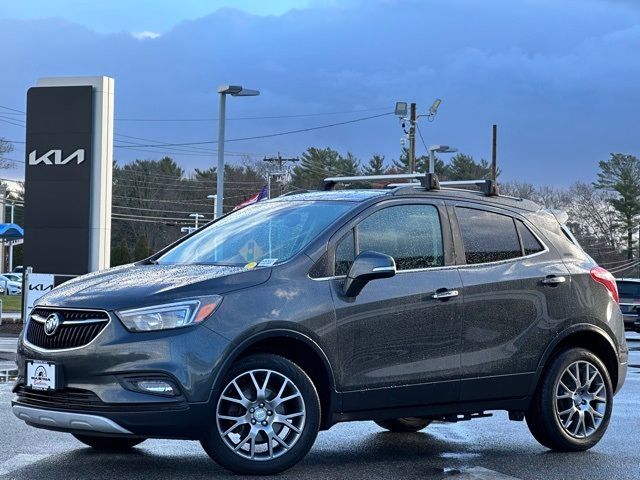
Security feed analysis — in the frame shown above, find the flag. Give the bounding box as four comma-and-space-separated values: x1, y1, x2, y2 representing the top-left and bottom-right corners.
233, 185, 269, 211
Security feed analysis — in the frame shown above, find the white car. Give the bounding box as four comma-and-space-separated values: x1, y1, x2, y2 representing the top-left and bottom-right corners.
0, 275, 21, 295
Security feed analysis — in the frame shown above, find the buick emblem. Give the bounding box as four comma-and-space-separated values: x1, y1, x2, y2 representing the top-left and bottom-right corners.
44, 313, 61, 336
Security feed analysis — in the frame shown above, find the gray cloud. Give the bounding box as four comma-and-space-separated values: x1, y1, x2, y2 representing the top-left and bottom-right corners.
1, 0, 639, 185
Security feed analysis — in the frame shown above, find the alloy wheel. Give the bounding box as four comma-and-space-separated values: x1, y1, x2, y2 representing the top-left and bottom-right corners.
216, 369, 306, 461
554, 360, 607, 439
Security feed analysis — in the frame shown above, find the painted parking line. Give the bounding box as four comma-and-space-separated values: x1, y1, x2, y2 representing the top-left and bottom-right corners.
442, 467, 521, 479
0, 454, 51, 477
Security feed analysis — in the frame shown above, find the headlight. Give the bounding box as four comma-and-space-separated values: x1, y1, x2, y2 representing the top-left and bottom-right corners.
115, 296, 222, 332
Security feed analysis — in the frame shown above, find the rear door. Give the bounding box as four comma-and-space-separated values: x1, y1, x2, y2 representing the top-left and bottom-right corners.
449, 202, 571, 401
330, 199, 464, 410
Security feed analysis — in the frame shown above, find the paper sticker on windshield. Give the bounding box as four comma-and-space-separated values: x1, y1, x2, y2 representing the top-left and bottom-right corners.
244, 261, 258, 269
258, 258, 278, 267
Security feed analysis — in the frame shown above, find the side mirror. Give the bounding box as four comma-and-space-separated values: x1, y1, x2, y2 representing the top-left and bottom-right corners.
343, 251, 396, 297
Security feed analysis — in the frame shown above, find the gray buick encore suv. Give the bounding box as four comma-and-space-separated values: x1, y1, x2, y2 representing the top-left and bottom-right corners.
12, 175, 627, 475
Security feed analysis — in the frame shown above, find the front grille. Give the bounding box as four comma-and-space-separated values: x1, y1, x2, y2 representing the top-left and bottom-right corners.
15, 385, 104, 410
26, 308, 109, 350
14, 386, 187, 412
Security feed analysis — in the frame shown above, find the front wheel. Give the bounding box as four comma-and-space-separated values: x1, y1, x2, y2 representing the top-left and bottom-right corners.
525, 348, 613, 451
375, 417, 432, 433
72, 434, 145, 450
201, 354, 321, 475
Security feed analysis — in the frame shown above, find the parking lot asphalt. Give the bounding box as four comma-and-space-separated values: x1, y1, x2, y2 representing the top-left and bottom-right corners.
0, 333, 639, 480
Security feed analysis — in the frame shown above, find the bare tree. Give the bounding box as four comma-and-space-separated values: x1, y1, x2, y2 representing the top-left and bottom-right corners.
0, 138, 15, 169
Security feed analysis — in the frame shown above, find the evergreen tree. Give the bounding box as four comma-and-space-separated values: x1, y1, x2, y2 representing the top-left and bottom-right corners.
292, 147, 354, 189
594, 153, 640, 259
134, 236, 153, 261
363, 155, 387, 175
111, 240, 131, 266
441, 153, 495, 180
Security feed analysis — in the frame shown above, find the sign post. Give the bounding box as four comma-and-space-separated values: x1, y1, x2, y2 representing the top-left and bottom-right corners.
23, 76, 114, 276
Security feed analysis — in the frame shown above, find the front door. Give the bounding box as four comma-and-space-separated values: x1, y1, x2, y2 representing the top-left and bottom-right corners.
331, 201, 463, 410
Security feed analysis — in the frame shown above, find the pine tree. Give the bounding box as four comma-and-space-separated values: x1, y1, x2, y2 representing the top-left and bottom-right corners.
134, 236, 153, 261
111, 240, 131, 267
363, 155, 387, 175
594, 153, 640, 259
441, 153, 495, 180
292, 147, 359, 189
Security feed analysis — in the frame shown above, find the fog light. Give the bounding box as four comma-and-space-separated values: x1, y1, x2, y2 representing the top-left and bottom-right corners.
120, 376, 181, 397
136, 380, 176, 395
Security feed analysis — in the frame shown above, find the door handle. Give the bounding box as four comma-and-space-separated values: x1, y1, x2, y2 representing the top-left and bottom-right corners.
541, 275, 566, 286
431, 289, 459, 300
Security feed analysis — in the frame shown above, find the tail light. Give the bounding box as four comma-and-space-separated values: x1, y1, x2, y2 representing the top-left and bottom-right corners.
590, 266, 619, 303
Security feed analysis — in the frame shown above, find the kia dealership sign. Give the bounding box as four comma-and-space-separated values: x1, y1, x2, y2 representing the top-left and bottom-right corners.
28, 149, 85, 165
23, 77, 114, 276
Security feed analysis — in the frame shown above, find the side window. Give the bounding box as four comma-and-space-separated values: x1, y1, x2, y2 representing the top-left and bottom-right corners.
357, 205, 444, 270
516, 220, 544, 255
334, 230, 355, 276
456, 207, 521, 264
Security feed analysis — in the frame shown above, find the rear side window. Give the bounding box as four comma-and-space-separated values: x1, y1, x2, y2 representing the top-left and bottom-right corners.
456, 207, 521, 264
516, 220, 544, 255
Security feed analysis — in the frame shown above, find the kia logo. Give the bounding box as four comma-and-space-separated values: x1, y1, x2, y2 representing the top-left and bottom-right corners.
44, 313, 61, 336
28, 149, 85, 166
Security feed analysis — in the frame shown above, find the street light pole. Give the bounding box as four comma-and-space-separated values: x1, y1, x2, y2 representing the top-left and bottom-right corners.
216, 93, 226, 219
408, 103, 417, 173
215, 85, 260, 219
207, 194, 218, 219
8, 203, 14, 272
428, 145, 458, 174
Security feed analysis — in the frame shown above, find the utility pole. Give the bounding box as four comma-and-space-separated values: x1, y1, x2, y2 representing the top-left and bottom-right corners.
491, 124, 498, 182
263, 154, 299, 198
408, 103, 417, 173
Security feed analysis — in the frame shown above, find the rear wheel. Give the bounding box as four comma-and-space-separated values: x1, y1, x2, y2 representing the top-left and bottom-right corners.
525, 348, 612, 451
375, 417, 432, 433
201, 354, 321, 475
72, 434, 145, 450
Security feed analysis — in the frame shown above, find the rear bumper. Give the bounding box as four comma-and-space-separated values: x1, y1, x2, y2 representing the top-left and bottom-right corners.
615, 360, 628, 395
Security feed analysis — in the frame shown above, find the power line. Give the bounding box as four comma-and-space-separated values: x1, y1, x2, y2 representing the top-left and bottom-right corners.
115, 107, 389, 122
0, 118, 26, 128
0, 105, 25, 114
115, 112, 393, 148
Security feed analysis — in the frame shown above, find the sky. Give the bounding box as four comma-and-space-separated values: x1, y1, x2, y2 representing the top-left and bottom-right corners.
1, 0, 639, 186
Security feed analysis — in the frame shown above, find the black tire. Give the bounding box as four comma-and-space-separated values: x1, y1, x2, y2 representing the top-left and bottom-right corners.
525, 348, 613, 451
72, 434, 145, 450
375, 417, 432, 433
201, 354, 321, 475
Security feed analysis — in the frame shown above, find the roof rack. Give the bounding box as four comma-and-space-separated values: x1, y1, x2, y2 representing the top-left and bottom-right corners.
322, 173, 498, 196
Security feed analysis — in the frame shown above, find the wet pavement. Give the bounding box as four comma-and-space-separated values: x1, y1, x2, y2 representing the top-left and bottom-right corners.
0, 333, 639, 479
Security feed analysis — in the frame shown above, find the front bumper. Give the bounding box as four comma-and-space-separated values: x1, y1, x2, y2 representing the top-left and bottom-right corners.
13, 311, 231, 438
12, 405, 133, 435
10, 400, 214, 439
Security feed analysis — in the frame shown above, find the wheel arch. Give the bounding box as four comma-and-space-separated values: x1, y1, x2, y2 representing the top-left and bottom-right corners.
211, 328, 338, 430
533, 324, 621, 394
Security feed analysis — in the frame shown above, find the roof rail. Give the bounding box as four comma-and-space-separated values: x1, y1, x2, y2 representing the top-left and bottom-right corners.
322, 173, 498, 196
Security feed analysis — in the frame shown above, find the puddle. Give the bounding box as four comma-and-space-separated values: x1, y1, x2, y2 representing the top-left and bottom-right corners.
0, 365, 17, 383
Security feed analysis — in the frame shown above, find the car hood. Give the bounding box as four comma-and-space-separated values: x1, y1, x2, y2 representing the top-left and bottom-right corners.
36, 263, 272, 311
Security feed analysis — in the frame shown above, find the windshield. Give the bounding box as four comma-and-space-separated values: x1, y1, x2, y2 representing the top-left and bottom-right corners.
157, 200, 352, 267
